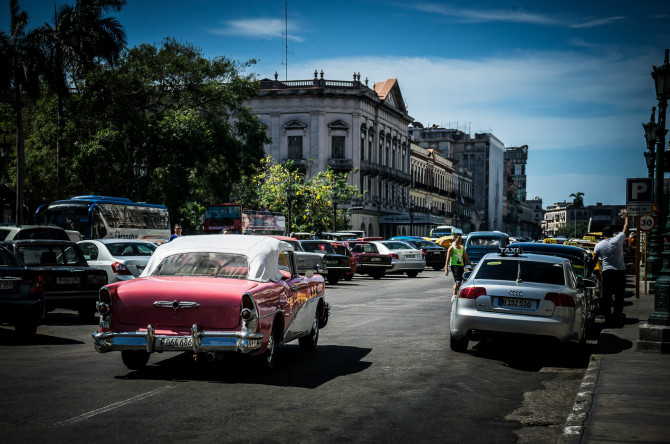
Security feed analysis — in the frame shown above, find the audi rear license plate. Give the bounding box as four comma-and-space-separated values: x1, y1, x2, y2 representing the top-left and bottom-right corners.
56, 277, 80, 285
498, 297, 534, 309
156, 336, 193, 349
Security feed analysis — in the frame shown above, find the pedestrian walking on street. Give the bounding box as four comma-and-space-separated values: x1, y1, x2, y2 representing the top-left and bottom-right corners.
593, 209, 629, 324
445, 232, 472, 301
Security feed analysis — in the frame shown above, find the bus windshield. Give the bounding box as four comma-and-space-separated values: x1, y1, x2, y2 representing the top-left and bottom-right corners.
36, 196, 170, 242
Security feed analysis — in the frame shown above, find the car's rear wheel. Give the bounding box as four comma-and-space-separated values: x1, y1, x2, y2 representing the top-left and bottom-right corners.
371, 271, 384, 280
450, 335, 468, 352
299, 315, 319, 352
121, 350, 150, 370
261, 321, 280, 371
432, 265, 443, 271
406, 271, 419, 278
327, 275, 340, 285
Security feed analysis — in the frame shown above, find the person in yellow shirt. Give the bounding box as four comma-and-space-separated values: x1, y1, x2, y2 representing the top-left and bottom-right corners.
445, 233, 473, 301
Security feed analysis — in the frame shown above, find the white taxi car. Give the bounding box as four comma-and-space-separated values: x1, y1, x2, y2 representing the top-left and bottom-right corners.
450, 247, 595, 352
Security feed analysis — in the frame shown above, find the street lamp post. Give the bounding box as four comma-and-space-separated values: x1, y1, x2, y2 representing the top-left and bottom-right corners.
643, 107, 658, 178
648, 49, 670, 326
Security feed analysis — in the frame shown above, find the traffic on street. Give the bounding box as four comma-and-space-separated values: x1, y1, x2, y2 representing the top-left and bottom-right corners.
0, 262, 594, 443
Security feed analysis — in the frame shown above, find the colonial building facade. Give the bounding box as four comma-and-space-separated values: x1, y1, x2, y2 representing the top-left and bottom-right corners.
543, 201, 625, 237
409, 125, 504, 231
247, 72, 413, 237
408, 144, 476, 234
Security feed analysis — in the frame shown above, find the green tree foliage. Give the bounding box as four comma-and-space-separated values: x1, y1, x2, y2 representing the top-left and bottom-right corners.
59, 38, 268, 231
243, 156, 363, 234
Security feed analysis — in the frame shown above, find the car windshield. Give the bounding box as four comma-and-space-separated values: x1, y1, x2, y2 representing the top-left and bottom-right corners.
151, 252, 249, 279
468, 237, 502, 247
349, 243, 378, 253
475, 259, 565, 285
301, 243, 335, 254
16, 244, 87, 266
411, 240, 437, 248
106, 242, 156, 257
332, 245, 350, 256
382, 241, 414, 250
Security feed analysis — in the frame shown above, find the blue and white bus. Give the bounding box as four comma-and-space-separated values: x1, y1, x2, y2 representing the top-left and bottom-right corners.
35, 196, 171, 242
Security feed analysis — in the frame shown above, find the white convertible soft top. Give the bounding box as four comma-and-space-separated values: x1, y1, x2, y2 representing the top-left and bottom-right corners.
141, 234, 294, 283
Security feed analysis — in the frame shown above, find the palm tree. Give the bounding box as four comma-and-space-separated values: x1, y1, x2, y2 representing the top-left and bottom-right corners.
0, 0, 42, 223
570, 192, 585, 238
38, 0, 127, 198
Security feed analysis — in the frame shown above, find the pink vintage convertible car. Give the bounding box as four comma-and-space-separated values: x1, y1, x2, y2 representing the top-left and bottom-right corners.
92, 235, 329, 371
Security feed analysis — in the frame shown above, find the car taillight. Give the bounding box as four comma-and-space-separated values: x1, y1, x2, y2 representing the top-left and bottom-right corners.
545, 292, 575, 307
459, 286, 487, 299
421, 249, 427, 257
88, 273, 107, 285
241, 293, 258, 330
29, 275, 44, 295
111, 262, 133, 275
99, 286, 115, 304
390, 253, 399, 259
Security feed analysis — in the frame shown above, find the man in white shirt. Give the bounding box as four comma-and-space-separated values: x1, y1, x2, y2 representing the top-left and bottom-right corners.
593, 209, 629, 323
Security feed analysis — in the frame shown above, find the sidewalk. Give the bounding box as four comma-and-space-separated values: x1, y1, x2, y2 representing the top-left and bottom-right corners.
560, 275, 670, 443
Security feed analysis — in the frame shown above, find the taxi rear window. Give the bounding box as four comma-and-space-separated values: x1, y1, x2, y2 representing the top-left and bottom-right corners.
476, 259, 564, 285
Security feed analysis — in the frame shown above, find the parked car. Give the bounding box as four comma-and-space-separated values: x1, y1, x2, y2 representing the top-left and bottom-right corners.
298, 240, 352, 284
450, 246, 595, 352
331, 242, 356, 280
268, 236, 327, 276
92, 235, 329, 371
0, 245, 45, 340
1, 239, 108, 322
464, 231, 510, 265
78, 239, 157, 283
370, 240, 426, 277
0, 224, 70, 241
341, 241, 393, 279
390, 236, 446, 270
508, 241, 600, 327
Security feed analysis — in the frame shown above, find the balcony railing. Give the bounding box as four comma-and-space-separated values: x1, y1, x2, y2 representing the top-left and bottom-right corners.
327, 158, 353, 170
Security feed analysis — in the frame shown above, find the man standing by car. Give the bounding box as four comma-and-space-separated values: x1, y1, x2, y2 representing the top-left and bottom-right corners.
593, 209, 629, 324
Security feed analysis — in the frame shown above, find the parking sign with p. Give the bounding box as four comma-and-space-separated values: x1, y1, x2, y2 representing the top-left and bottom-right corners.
627, 178, 653, 203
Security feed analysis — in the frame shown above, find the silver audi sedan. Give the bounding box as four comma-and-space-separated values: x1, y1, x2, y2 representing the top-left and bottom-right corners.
449, 247, 595, 352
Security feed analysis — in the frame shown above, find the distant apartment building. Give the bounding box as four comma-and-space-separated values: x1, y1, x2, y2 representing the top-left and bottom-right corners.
503, 145, 541, 239
543, 202, 625, 237
409, 125, 504, 231
408, 144, 476, 234
246, 71, 413, 237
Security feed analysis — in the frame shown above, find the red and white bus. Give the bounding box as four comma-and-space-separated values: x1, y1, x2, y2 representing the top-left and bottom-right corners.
203, 203, 243, 234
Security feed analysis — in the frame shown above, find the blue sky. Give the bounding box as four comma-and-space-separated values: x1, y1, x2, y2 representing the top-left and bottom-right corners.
5, 1, 670, 208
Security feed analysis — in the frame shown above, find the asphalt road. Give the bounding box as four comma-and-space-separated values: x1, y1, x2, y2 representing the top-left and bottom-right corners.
0, 269, 591, 443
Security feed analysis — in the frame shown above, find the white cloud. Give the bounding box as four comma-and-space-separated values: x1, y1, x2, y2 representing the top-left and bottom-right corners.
207, 18, 303, 42
413, 3, 561, 25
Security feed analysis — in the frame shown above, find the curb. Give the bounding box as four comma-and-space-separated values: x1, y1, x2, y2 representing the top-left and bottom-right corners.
558, 353, 604, 444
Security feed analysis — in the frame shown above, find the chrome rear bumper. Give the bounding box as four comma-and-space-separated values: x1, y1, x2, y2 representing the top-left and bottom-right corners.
92, 323, 263, 354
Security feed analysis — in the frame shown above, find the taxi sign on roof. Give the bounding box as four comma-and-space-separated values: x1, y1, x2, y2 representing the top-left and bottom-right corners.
498, 246, 523, 256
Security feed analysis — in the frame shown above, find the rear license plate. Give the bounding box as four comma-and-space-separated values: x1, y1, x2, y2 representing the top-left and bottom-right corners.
498, 297, 533, 309
156, 336, 193, 349
0, 280, 13, 290
56, 277, 80, 285
405, 255, 416, 259
370, 257, 381, 262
